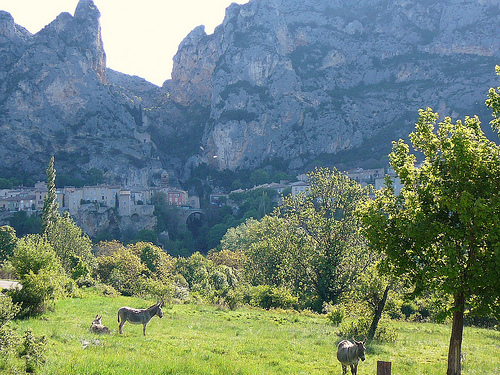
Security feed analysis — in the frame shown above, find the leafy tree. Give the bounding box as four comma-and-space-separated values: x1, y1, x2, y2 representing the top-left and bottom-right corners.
96, 247, 147, 296
9, 211, 42, 237
218, 218, 261, 253
44, 212, 95, 278
277, 167, 370, 306
0, 226, 17, 263
486, 65, 500, 131
127, 241, 176, 282
360, 107, 500, 375
133, 229, 158, 245
9, 235, 68, 317
41, 156, 59, 234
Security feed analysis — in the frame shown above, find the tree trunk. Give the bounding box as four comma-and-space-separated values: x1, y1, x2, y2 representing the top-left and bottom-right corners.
368, 284, 390, 341
447, 292, 465, 375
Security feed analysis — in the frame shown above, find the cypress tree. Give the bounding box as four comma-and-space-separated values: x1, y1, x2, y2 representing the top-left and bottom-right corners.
41, 156, 59, 233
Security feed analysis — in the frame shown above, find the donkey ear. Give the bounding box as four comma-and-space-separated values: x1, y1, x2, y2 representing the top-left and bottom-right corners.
362, 337, 367, 344
94, 314, 99, 319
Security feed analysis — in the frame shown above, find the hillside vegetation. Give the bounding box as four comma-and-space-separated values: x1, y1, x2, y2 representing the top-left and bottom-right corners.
9, 293, 500, 375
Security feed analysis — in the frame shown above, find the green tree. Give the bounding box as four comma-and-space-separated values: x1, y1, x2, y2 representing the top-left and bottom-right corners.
277, 167, 370, 306
0, 225, 17, 262
96, 247, 147, 296
41, 156, 59, 233
9, 235, 68, 317
360, 108, 500, 375
9, 210, 42, 237
44, 212, 95, 278
486, 65, 500, 131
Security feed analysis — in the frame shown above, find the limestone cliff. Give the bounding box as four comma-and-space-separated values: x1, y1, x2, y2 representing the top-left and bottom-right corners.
1, 0, 499, 184
167, 0, 500, 171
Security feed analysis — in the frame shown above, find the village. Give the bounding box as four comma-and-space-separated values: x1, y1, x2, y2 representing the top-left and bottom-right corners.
0, 168, 402, 219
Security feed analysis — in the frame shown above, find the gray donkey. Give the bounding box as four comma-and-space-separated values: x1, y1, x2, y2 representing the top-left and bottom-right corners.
117, 301, 164, 336
90, 314, 110, 334
337, 338, 367, 375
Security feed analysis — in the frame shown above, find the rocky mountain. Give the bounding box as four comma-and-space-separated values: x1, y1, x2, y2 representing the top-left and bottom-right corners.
1, 0, 499, 185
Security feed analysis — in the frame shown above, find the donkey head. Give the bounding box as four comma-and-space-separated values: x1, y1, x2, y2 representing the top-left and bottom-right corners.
92, 314, 102, 325
353, 338, 367, 361
156, 301, 164, 318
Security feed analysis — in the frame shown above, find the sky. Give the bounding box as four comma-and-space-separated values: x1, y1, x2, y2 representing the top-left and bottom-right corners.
0, 0, 250, 86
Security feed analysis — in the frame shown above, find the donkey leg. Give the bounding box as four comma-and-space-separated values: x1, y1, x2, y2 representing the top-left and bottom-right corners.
143, 323, 147, 336
350, 364, 357, 375
342, 364, 347, 375
119, 321, 125, 334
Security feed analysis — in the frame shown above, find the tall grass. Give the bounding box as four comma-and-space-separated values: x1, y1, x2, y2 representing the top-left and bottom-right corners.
12, 293, 500, 374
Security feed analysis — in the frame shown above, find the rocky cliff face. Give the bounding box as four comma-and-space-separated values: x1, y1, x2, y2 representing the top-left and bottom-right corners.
168, 0, 500, 171
1, 0, 499, 184
0, 0, 165, 184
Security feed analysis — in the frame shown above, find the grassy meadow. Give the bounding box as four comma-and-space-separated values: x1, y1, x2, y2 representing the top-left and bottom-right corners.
10, 293, 500, 375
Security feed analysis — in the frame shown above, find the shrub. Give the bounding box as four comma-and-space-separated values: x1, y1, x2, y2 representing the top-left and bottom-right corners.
250, 285, 298, 310
20, 328, 47, 373
0, 295, 21, 368
337, 316, 398, 343
326, 305, 345, 326
9, 235, 69, 317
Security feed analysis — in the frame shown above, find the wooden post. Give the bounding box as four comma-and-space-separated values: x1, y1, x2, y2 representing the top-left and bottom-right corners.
377, 361, 391, 375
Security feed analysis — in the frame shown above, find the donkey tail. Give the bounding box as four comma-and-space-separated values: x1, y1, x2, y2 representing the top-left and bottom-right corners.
117, 309, 120, 323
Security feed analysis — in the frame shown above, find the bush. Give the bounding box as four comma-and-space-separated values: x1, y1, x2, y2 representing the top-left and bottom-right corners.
250, 285, 298, 310
0, 296, 46, 373
337, 316, 398, 343
0, 295, 21, 369
325, 304, 345, 326
9, 235, 69, 317
20, 328, 47, 373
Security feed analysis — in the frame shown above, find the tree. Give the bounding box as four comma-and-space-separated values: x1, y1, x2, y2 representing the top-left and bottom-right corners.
0, 226, 17, 263
41, 156, 59, 233
360, 107, 500, 375
44, 212, 95, 278
277, 167, 370, 306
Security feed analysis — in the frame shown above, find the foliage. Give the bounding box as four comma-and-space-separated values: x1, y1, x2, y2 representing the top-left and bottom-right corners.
359, 106, 500, 374
9, 235, 69, 317
41, 156, 59, 234
337, 315, 398, 344
278, 168, 371, 305
132, 229, 158, 245
486, 65, 500, 132
248, 285, 299, 310
225, 168, 371, 310
20, 328, 47, 373
207, 249, 247, 270
8, 211, 42, 238
0, 295, 21, 372
0, 294, 20, 329
0, 225, 17, 263
128, 241, 176, 282
96, 247, 148, 296
44, 212, 95, 278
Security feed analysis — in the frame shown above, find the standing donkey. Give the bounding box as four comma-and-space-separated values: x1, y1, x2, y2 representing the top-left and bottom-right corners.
336, 338, 367, 375
90, 314, 110, 334
117, 301, 164, 336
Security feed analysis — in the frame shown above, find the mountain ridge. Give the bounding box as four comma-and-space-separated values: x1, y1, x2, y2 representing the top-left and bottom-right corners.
1, 0, 499, 186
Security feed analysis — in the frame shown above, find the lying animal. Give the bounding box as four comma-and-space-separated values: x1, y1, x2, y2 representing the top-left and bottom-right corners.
337, 338, 367, 375
90, 314, 110, 334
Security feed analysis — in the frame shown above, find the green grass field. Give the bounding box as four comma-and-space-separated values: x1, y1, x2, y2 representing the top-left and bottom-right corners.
10, 293, 500, 374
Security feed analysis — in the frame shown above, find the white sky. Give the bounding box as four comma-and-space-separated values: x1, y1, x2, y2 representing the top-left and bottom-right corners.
0, 0, 249, 86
